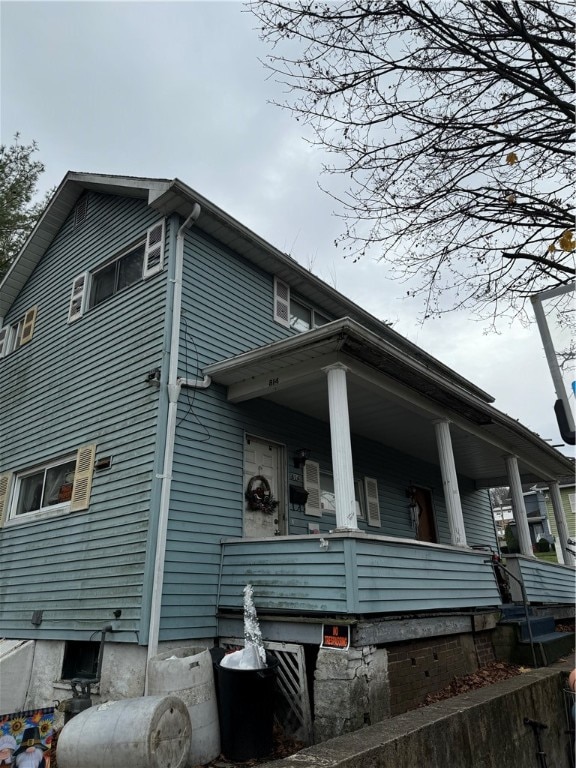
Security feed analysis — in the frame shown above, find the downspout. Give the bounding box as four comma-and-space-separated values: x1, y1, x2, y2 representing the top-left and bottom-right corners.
145, 204, 202, 689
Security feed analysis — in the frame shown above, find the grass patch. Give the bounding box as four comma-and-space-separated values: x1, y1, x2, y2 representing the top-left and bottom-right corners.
535, 551, 558, 563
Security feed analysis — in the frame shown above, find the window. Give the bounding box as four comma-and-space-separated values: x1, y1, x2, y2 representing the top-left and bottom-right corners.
68, 220, 165, 321
14, 457, 77, 516
290, 299, 331, 332
62, 641, 99, 681
0, 445, 96, 525
0, 306, 38, 358
274, 278, 332, 331
319, 472, 364, 518
303, 460, 380, 523
90, 242, 146, 308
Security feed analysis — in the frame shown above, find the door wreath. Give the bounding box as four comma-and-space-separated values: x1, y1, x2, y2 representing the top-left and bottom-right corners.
245, 475, 278, 514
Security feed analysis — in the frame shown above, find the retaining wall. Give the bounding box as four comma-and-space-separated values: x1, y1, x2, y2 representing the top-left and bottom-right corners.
265, 667, 572, 768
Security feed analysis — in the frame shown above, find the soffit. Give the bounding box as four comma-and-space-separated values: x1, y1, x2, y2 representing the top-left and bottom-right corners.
204, 320, 573, 486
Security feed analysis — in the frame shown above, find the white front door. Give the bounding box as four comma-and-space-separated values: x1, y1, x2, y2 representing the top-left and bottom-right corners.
243, 435, 284, 537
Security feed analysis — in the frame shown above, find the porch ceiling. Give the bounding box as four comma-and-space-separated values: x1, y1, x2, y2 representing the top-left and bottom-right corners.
204, 319, 573, 488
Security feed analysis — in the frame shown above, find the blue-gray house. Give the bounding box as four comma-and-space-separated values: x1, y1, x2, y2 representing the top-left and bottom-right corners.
0, 173, 573, 738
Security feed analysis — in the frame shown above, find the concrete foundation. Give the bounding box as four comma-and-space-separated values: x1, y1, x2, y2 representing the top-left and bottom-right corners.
19, 639, 212, 714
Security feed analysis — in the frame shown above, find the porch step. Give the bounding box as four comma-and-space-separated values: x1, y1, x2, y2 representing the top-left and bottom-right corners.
516, 616, 556, 641
497, 607, 575, 667
515, 630, 575, 667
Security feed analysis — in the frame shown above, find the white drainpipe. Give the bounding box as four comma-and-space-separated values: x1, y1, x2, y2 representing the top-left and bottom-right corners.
145, 204, 205, 688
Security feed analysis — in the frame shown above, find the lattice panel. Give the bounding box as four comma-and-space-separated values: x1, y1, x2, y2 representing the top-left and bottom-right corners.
220, 638, 313, 745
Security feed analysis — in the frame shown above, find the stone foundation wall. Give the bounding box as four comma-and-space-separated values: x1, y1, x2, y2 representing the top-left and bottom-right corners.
313, 646, 390, 743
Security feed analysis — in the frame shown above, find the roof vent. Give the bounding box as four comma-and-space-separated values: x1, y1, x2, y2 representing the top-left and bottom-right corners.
74, 195, 89, 228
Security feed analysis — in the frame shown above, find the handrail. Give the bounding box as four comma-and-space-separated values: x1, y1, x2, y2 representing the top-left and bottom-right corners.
486, 555, 539, 668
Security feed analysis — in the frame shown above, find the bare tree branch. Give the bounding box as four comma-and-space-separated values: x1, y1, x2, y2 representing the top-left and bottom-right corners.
250, 0, 575, 325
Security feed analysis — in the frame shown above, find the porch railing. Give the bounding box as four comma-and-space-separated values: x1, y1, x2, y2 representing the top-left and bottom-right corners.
218, 532, 502, 616
504, 554, 575, 604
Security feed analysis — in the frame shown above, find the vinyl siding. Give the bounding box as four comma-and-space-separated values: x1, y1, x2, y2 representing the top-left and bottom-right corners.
218, 535, 500, 615
515, 557, 575, 603
163, 230, 295, 640
354, 538, 500, 612
164, 226, 494, 638
546, 485, 576, 538
0, 193, 169, 641
218, 537, 349, 614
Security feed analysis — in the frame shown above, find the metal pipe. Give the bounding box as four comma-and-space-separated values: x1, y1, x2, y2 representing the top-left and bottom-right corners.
146, 204, 201, 689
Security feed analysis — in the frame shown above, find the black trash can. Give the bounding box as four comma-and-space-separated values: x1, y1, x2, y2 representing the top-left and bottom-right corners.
211, 648, 278, 761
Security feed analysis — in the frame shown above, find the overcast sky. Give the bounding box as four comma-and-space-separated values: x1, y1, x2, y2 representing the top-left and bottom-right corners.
2, 0, 572, 457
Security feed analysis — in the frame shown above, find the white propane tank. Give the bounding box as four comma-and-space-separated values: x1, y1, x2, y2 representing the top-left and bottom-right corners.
148, 646, 220, 765
56, 695, 191, 768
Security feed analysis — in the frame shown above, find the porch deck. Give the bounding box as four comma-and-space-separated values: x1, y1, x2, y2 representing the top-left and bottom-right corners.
217, 532, 503, 616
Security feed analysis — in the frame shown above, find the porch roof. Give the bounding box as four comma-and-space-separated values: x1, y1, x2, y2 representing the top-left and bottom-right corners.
204, 318, 573, 488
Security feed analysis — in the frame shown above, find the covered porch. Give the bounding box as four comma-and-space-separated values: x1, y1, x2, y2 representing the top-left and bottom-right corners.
205, 317, 574, 565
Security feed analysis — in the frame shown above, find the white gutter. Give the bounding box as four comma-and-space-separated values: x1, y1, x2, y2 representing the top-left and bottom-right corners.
145, 204, 202, 687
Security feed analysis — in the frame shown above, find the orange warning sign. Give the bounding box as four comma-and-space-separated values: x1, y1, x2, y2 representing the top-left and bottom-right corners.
321, 624, 350, 650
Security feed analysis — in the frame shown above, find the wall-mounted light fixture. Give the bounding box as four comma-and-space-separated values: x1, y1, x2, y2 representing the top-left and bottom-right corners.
293, 448, 310, 468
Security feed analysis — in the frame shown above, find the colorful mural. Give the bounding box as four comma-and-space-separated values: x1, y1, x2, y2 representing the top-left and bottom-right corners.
0, 708, 54, 768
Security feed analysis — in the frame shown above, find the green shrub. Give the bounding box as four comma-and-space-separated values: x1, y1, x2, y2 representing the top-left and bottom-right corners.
537, 538, 551, 552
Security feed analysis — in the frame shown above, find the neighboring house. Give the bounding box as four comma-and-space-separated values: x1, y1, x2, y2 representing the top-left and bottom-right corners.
496, 495, 555, 550
525, 475, 576, 563
492, 504, 514, 541
0, 173, 574, 740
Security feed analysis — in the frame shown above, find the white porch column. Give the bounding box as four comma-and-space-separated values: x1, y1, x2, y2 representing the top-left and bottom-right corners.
323, 363, 358, 530
549, 480, 574, 566
433, 419, 467, 546
504, 455, 534, 557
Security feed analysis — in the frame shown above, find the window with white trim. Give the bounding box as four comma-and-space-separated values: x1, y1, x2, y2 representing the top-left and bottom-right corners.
273, 278, 331, 331
0, 306, 38, 358
290, 299, 330, 333
0, 445, 96, 525
68, 220, 165, 321
303, 460, 368, 519
90, 241, 146, 308
319, 471, 364, 518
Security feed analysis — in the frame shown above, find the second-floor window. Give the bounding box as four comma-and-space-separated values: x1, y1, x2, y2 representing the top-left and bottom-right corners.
0, 306, 38, 358
68, 220, 165, 322
274, 277, 331, 331
90, 242, 146, 308
290, 298, 330, 332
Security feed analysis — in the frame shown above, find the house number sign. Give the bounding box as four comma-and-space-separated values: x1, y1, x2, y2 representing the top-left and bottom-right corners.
321, 624, 350, 650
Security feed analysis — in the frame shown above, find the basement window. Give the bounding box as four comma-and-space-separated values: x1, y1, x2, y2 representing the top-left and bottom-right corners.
61, 641, 99, 681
